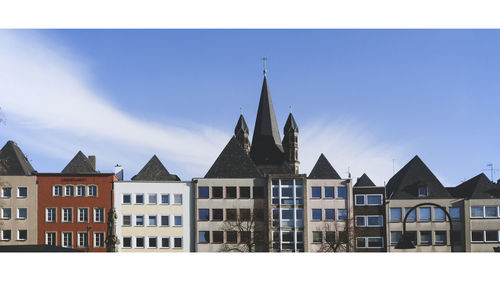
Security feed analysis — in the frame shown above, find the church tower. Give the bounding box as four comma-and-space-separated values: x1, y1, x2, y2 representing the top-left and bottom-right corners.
234, 114, 250, 153
282, 113, 299, 174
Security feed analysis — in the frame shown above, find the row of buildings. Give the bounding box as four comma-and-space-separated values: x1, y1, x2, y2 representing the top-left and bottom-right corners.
1, 75, 500, 252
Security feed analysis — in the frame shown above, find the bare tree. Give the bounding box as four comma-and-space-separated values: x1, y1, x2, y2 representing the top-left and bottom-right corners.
316, 216, 355, 253
218, 208, 270, 252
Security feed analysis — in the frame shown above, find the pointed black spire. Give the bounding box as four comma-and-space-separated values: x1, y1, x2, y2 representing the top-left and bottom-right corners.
61, 151, 97, 174
282, 112, 299, 174
132, 155, 180, 181
235, 114, 250, 153
250, 76, 284, 165
0, 140, 36, 175
235, 114, 249, 135
354, 173, 376, 187
284, 113, 299, 133
308, 153, 341, 179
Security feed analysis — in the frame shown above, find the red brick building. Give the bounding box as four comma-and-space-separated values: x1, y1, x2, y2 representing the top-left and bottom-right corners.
37, 151, 115, 252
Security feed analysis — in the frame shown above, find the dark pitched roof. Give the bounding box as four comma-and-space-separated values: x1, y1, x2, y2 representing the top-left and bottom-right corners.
0, 140, 35, 176
61, 151, 97, 174
131, 155, 180, 181
308, 154, 341, 179
354, 173, 376, 187
386, 155, 452, 199
234, 114, 249, 135
452, 173, 500, 199
284, 113, 298, 133
205, 136, 262, 178
250, 76, 284, 166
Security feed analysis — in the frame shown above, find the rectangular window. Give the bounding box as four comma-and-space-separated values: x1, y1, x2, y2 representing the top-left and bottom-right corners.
311, 186, 321, 199
1, 187, 11, 198
337, 186, 347, 199
355, 194, 365, 205
148, 215, 157, 226
17, 208, 27, 219
367, 215, 383, 227
46, 208, 56, 222
420, 231, 432, 245
227, 231, 238, 244
419, 207, 431, 222
88, 185, 97, 197
46, 232, 56, 246
136, 215, 144, 226
62, 208, 72, 222
485, 206, 498, 218
239, 186, 250, 198
161, 194, 170, 204
65, 185, 74, 197
226, 209, 237, 221
434, 208, 446, 222
281, 187, 293, 198
77, 185, 85, 196
226, 186, 237, 198
174, 237, 182, 249
253, 186, 264, 199
78, 232, 88, 248
418, 186, 427, 197
312, 209, 322, 221
404, 207, 416, 222
211, 186, 223, 198
471, 231, 484, 242
325, 231, 336, 243
1, 208, 11, 219
324, 187, 334, 198
174, 215, 182, 226
148, 194, 157, 204
213, 231, 224, 243
148, 237, 157, 248
212, 209, 223, 221
199, 231, 210, 243
312, 231, 322, 243
367, 194, 383, 205
240, 209, 251, 221
161, 215, 169, 226
356, 216, 366, 227
356, 237, 366, 248
199, 209, 209, 221
122, 194, 131, 204
389, 208, 401, 222
470, 206, 484, 218
53, 185, 62, 196
123, 237, 132, 248
78, 208, 88, 222
325, 209, 335, 220
94, 208, 104, 223
449, 207, 461, 221
198, 186, 209, 198
135, 194, 144, 204
174, 194, 182, 205
367, 237, 383, 248
123, 215, 131, 226
486, 230, 499, 242
94, 233, 104, 248
435, 231, 447, 245
161, 237, 170, 248
17, 187, 28, 198
62, 232, 73, 248
1, 230, 11, 241
338, 209, 347, 221
136, 237, 145, 248
390, 231, 402, 245
17, 230, 27, 241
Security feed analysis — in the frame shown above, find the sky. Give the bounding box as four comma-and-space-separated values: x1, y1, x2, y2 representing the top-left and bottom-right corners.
1, 29, 500, 186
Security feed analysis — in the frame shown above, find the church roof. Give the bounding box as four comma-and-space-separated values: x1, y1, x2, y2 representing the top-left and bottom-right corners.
0, 140, 35, 176
205, 136, 262, 178
308, 154, 341, 179
250, 76, 285, 166
354, 173, 376, 187
61, 151, 97, 174
132, 155, 180, 181
451, 173, 500, 199
284, 113, 298, 133
234, 114, 249, 135
386, 155, 452, 199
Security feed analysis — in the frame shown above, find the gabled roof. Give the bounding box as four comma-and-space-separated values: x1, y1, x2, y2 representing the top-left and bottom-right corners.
308, 153, 341, 179
284, 113, 298, 133
205, 136, 262, 178
250, 76, 284, 166
61, 151, 97, 174
132, 155, 180, 181
354, 173, 376, 187
0, 140, 35, 176
234, 114, 249, 135
452, 173, 500, 199
386, 155, 452, 199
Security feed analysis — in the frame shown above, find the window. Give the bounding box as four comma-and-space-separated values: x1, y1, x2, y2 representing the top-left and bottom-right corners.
338, 209, 347, 221
312, 231, 322, 243
1, 187, 11, 198
174, 237, 182, 249
367, 194, 383, 205
174, 194, 182, 205
323, 186, 334, 198
471, 206, 484, 218
136, 237, 145, 248
199, 209, 209, 221
240, 209, 251, 221
226, 209, 237, 221
326, 231, 336, 243
17, 187, 28, 198
77, 185, 85, 196
227, 231, 238, 244
213, 231, 224, 243
472, 231, 485, 242
135, 194, 144, 204
449, 207, 461, 221
226, 186, 237, 198
282, 232, 294, 242
161, 194, 170, 204
419, 207, 431, 222
17, 208, 27, 219
1, 230, 11, 241
356, 237, 366, 248
211, 186, 222, 198
1, 208, 11, 219
174, 215, 182, 226
46, 208, 56, 222
485, 206, 498, 218
355, 194, 365, 205
123, 237, 132, 248
65, 185, 74, 197
281, 187, 293, 198
312, 209, 322, 221
136, 215, 144, 226
485, 230, 499, 242
123, 215, 131, 226
253, 186, 264, 199
46, 232, 56, 246
62, 208, 72, 222
367, 237, 383, 248
435, 231, 447, 245
78, 232, 88, 248
94, 208, 104, 223
390, 231, 402, 245
148, 194, 157, 204
472, 230, 500, 243
367, 215, 383, 227
325, 209, 335, 220
212, 209, 223, 221
239, 186, 250, 198
148, 215, 157, 226
161, 215, 169, 226
122, 194, 131, 204
17, 230, 27, 241
94, 233, 104, 248
420, 231, 432, 245
53, 185, 62, 196
88, 185, 97, 196
199, 231, 210, 243
148, 237, 157, 248
356, 216, 366, 227
337, 186, 347, 199
62, 232, 73, 248
434, 208, 446, 222
198, 186, 209, 198
404, 208, 416, 222
311, 187, 321, 199
418, 186, 427, 197
78, 208, 88, 222
161, 237, 170, 248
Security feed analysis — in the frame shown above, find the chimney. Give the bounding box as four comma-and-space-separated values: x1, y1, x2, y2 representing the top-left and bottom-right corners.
115, 165, 124, 181
88, 155, 96, 170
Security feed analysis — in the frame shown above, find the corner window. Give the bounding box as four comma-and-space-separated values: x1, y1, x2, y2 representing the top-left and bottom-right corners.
161, 194, 170, 204
212, 186, 223, 198
324, 187, 334, 198
17, 187, 28, 198
337, 186, 347, 199
311, 187, 321, 199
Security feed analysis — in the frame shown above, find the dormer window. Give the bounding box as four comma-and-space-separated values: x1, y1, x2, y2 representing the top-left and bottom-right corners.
418, 186, 427, 197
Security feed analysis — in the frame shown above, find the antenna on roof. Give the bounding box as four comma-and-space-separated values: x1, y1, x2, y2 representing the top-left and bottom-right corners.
261, 57, 268, 76
347, 166, 351, 179
482, 163, 499, 182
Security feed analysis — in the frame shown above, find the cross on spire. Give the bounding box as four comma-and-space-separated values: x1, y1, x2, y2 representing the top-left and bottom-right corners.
262, 57, 268, 76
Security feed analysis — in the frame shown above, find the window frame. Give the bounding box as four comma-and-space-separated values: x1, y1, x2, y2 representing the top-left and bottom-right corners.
148, 236, 158, 248
77, 207, 89, 223
161, 237, 170, 249
160, 215, 169, 227
337, 209, 347, 221
45, 232, 57, 246
419, 231, 432, 246
354, 194, 365, 206
212, 231, 224, 244
390, 231, 402, 245
198, 209, 210, 221
77, 232, 88, 248
46, 207, 56, 222
88, 185, 98, 197
356, 237, 384, 248
418, 207, 431, 222
53, 185, 63, 197
434, 231, 447, 246
135, 215, 145, 227
77, 185, 86, 197
337, 186, 347, 199
225, 186, 237, 199
312, 209, 322, 221
94, 207, 105, 223
62, 232, 73, 248
160, 193, 170, 205
62, 207, 73, 223
135, 194, 144, 205
1, 187, 11, 198
174, 215, 182, 226
135, 237, 145, 248
311, 186, 321, 199
324, 186, 335, 199
173, 194, 183, 205
123, 215, 132, 226
198, 186, 209, 199
65, 185, 74, 197
17, 229, 27, 241
173, 237, 183, 249
324, 209, 335, 221
17, 187, 28, 198
17, 208, 27, 220
148, 193, 157, 205
148, 215, 157, 227
122, 194, 131, 204
1, 229, 11, 241
1, 208, 11, 220
199, 231, 210, 244
239, 186, 251, 199
122, 237, 132, 248
94, 232, 105, 248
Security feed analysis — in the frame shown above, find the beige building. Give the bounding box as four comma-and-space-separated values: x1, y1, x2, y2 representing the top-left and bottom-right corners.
0, 141, 38, 246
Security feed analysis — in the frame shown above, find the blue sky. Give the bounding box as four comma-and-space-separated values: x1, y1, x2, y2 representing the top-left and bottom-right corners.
1, 29, 499, 185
